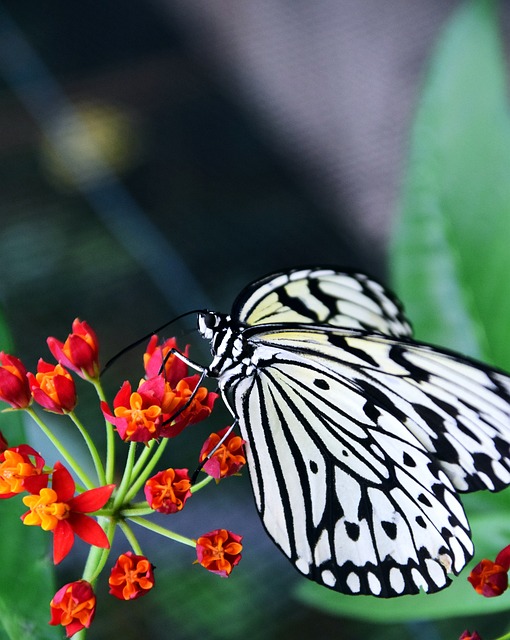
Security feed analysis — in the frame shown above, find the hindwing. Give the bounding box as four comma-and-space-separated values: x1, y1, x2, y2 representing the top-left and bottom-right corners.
232, 267, 413, 338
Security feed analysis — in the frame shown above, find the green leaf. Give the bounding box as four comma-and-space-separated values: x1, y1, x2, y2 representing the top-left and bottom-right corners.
391, 0, 510, 370
0, 310, 58, 639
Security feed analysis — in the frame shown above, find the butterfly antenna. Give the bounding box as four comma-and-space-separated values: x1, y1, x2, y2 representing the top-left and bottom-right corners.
101, 309, 203, 375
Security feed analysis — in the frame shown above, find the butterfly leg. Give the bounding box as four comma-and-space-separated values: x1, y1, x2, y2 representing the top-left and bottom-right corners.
191, 421, 238, 484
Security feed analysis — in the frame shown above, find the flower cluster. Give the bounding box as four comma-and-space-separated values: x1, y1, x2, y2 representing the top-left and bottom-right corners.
460, 545, 510, 640
0, 319, 245, 638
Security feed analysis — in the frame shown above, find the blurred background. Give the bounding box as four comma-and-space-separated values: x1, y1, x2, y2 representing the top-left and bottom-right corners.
1, 1, 503, 638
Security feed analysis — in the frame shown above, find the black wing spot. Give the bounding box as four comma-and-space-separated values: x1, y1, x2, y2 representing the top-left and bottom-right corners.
345, 522, 360, 541
417, 493, 432, 507
381, 521, 398, 540
309, 460, 319, 474
402, 452, 416, 467
313, 378, 330, 390
415, 515, 426, 528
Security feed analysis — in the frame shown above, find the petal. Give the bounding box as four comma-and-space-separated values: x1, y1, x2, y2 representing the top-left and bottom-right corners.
53, 375, 77, 412
113, 381, 133, 409
68, 513, 110, 548
52, 462, 76, 502
495, 545, 510, 570
53, 520, 75, 564
70, 484, 115, 513
46, 338, 75, 372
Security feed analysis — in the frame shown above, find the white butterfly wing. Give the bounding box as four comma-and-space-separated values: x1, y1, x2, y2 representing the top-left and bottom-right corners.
201, 267, 510, 596
220, 326, 510, 596
232, 267, 413, 338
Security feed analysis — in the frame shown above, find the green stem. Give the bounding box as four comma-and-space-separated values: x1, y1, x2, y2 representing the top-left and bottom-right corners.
120, 503, 154, 517
123, 438, 169, 503
82, 517, 115, 583
68, 410, 106, 485
191, 474, 214, 493
91, 378, 116, 484
127, 516, 196, 548
495, 633, 510, 640
113, 441, 137, 510
118, 519, 144, 556
25, 408, 94, 489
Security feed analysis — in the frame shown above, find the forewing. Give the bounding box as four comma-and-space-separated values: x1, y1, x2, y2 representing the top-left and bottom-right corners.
224, 328, 510, 596
231, 267, 413, 338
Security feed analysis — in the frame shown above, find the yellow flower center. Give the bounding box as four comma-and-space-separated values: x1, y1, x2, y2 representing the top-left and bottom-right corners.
22, 488, 70, 530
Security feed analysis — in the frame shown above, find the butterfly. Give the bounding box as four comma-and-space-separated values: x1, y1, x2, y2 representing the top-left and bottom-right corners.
186, 266, 510, 597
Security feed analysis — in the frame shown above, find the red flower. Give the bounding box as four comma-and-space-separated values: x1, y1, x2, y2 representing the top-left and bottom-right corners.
143, 335, 189, 386
50, 580, 96, 637
21, 462, 115, 564
199, 427, 246, 480
47, 318, 100, 379
195, 529, 243, 578
159, 375, 218, 438
0, 444, 48, 498
27, 360, 77, 413
101, 377, 165, 443
468, 545, 510, 597
459, 632, 483, 640
145, 468, 192, 514
0, 352, 31, 409
102, 374, 217, 442
109, 552, 155, 600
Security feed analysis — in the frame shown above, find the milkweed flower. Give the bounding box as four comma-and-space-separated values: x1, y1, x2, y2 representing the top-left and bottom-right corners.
459, 631, 483, 640
143, 335, 189, 386
195, 529, 243, 578
27, 360, 77, 413
468, 545, 510, 597
145, 468, 192, 514
109, 552, 155, 600
0, 352, 31, 409
49, 580, 96, 637
199, 427, 246, 480
21, 462, 115, 564
101, 377, 165, 443
0, 444, 48, 498
159, 375, 218, 438
47, 318, 100, 379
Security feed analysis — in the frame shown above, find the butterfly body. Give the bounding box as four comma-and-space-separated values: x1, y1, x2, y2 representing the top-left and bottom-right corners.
194, 267, 510, 597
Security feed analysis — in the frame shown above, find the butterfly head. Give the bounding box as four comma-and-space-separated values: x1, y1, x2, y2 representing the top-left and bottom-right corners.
197, 310, 223, 341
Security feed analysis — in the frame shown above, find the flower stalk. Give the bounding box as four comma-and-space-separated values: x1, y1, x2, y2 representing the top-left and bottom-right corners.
0, 322, 244, 638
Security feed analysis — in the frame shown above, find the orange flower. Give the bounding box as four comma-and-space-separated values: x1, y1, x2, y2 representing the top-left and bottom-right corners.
50, 580, 96, 637
109, 552, 155, 600
27, 360, 77, 413
22, 462, 114, 564
159, 375, 218, 438
101, 378, 165, 443
199, 427, 246, 480
145, 468, 192, 514
0, 444, 48, 498
47, 318, 100, 379
468, 545, 510, 597
143, 335, 189, 386
0, 352, 31, 409
195, 529, 243, 578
